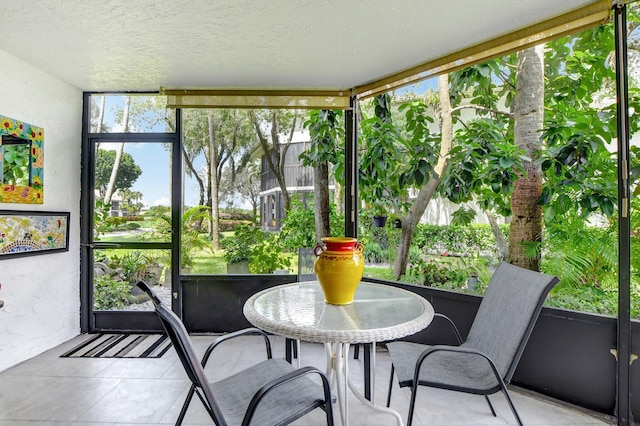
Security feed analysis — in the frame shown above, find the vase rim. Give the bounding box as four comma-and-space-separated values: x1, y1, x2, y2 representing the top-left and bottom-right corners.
321, 237, 357, 244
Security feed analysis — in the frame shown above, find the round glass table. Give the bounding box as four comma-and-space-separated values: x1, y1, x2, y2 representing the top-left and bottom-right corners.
244, 281, 434, 426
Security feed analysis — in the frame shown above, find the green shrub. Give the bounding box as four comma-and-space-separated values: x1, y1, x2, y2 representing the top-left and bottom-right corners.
219, 220, 254, 232
223, 223, 291, 273
220, 209, 254, 221
545, 284, 640, 319
125, 222, 141, 230
221, 224, 253, 263
106, 216, 128, 227
93, 276, 131, 310
419, 258, 467, 288
411, 223, 505, 260
279, 197, 344, 251
148, 205, 213, 268
108, 250, 149, 282
364, 266, 424, 285
412, 254, 490, 292
364, 242, 385, 263
408, 246, 422, 265
359, 217, 389, 250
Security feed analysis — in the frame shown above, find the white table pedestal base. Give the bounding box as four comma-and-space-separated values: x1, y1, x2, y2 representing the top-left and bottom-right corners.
324, 342, 403, 426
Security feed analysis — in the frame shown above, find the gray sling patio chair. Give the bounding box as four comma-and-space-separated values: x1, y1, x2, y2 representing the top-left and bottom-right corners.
385, 262, 559, 426
136, 281, 334, 426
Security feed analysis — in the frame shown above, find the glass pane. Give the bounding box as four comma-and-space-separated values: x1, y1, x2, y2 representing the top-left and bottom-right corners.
93, 249, 171, 311
181, 108, 307, 276
357, 83, 494, 292
94, 143, 171, 243
89, 94, 175, 133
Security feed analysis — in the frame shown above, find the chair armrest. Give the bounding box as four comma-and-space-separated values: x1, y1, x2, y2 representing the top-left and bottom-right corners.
241, 366, 332, 426
433, 313, 463, 345
136, 281, 162, 306
201, 328, 273, 367
415, 344, 503, 385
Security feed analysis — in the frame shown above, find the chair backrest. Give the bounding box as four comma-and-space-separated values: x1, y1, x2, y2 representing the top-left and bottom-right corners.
298, 248, 317, 281
136, 281, 226, 424
464, 262, 559, 383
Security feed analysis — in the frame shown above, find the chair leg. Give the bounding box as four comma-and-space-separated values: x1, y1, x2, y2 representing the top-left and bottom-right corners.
501, 386, 523, 426
407, 384, 419, 426
175, 384, 195, 425
295, 339, 301, 368
484, 395, 497, 417
485, 355, 523, 425
386, 364, 395, 408
285, 338, 292, 363
325, 397, 335, 426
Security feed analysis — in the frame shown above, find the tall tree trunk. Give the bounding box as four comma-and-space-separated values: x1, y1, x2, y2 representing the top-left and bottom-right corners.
333, 179, 342, 216
508, 45, 545, 271
182, 144, 205, 205
208, 113, 221, 250
250, 111, 295, 215
95, 95, 105, 151
275, 112, 296, 212
393, 74, 453, 277
314, 162, 331, 243
486, 210, 508, 261
104, 96, 131, 204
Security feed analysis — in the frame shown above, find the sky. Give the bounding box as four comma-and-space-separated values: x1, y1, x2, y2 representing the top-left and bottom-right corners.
100, 141, 204, 208
97, 96, 202, 208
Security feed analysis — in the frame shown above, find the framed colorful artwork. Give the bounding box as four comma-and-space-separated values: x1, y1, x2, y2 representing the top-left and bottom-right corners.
0, 211, 69, 259
0, 115, 44, 204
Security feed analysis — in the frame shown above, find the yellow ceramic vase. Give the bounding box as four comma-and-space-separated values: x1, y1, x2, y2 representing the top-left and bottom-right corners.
314, 237, 365, 305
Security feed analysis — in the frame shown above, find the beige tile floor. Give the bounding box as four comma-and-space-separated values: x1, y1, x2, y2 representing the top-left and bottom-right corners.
0, 334, 615, 426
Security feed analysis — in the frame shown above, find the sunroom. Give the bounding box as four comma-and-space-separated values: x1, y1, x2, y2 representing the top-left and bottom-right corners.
0, 1, 636, 425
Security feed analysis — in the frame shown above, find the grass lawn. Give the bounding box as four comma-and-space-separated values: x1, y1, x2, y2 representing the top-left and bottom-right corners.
191, 252, 227, 274
98, 232, 162, 243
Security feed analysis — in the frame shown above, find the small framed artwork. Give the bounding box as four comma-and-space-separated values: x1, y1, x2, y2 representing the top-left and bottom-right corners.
0, 211, 69, 259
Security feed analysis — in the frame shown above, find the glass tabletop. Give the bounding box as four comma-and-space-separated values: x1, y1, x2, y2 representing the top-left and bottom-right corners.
243, 281, 434, 344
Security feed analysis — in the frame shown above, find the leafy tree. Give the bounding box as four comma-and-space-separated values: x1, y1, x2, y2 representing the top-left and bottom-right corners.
148, 205, 213, 269
506, 45, 545, 270
103, 96, 131, 204
250, 109, 300, 212
359, 94, 403, 215
181, 109, 254, 248
539, 24, 620, 221
301, 110, 344, 242
433, 17, 640, 271
95, 149, 142, 198
220, 158, 261, 220
119, 189, 144, 216
90, 95, 108, 133
358, 80, 454, 277
393, 75, 455, 276
279, 196, 345, 251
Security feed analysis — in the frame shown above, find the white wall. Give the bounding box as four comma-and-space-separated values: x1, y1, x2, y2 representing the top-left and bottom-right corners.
0, 49, 82, 372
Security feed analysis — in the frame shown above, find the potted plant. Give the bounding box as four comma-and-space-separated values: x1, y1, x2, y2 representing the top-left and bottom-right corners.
388, 213, 402, 229
221, 224, 254, 274
370, 202, 389, 227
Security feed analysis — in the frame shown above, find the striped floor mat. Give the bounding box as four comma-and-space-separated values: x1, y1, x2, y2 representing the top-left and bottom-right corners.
61, 333, 172, 358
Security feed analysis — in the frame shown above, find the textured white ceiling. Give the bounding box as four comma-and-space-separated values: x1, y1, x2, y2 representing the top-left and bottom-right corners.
0, 0, 598, 92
